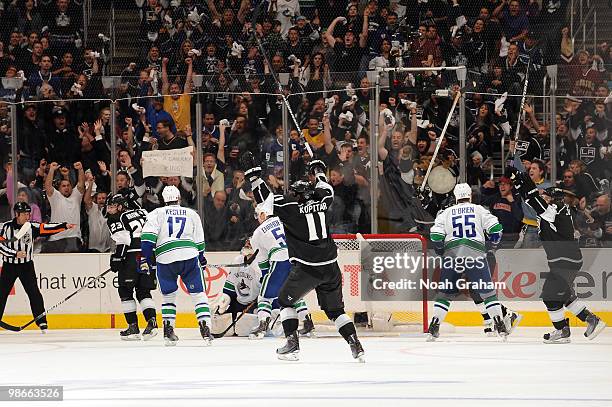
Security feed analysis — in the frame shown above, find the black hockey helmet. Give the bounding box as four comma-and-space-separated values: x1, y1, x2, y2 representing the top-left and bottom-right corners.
289, 180, 314, 202
543, 187, 576, 206
103, 193, 127, 217
13, 201, 31, 214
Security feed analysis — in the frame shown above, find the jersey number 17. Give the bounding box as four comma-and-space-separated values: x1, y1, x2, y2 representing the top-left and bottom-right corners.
167, 216, 186, 238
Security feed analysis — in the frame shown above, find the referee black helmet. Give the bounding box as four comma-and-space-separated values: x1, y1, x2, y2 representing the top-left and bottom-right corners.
14, 202, 32, 214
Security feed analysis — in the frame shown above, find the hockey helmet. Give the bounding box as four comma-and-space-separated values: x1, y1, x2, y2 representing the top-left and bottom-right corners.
13, 201, 31, 214
543, 187, 575, 206
289, 180, 314, 202
453, 183, 472, 202
162, 185, 181, 204
255, 194, 274, 218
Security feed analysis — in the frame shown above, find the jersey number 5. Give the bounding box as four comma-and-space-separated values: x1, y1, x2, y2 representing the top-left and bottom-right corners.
167, 216, 186, 238
451, 214, 476, 238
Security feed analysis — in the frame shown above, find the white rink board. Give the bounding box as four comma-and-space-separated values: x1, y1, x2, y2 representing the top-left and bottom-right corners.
2, 249, 612, 316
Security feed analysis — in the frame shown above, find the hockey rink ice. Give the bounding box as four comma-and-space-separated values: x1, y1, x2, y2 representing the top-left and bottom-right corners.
1, 327, 611, 407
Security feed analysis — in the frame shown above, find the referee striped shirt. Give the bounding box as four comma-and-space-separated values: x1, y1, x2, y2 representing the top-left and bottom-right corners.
0, 220, 69, 264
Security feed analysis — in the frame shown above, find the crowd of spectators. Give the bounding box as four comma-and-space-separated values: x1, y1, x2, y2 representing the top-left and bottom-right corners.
0, 0, 609, 251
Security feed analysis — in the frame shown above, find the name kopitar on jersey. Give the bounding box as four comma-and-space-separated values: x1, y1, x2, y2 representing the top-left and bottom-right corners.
299, 201, 328, 214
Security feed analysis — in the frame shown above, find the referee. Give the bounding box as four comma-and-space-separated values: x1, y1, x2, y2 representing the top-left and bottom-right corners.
0, 202, 75, 332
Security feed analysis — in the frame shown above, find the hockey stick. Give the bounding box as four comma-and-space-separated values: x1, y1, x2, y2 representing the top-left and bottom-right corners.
212, 301, 256, 338
250, 3, 314, 157
513, 57, 531, 141
0, 268, 113, 332
420, 90, 461, 192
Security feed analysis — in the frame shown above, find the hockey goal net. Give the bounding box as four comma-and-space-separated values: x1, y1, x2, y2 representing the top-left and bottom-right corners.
306, 234, 429, 333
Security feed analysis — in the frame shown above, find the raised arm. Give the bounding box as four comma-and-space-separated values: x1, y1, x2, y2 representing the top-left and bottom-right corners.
161, 57, 170, 95
74, 161, 85, 194
322, 114, 335, 154
45, 162, 59, 197
492, 0, 506, 18
325, 17, 343, 48
359, 9, 369, 49
378, 111, 390, 161
184, 57, 194, 94
217, 121, 227, 164
83, 171, 94, 210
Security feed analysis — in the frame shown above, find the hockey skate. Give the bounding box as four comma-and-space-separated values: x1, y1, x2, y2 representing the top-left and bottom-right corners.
142, 318, 158, 341
38, 322, 48, 334
584, 313, 606, 340
494, 316, 508, 340
483, 320, 496, 337
199, 320, 213, 346
163, 320, 179, 346
249, 317, 270, 340
120, 323, 141, 341
426, 317, 440, 342
276, 331, 300, 361
503, 309, 523, 334
298, 314, 315, 337
347, 334, 365, 363
544, 320, 571, 344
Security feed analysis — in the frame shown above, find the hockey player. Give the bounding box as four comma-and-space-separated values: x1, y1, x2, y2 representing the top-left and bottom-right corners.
0, 202, 75, 332
507, 168, 606, 343
141, 185, 213, 346
106, 194, 157, 341
428, 183, 509, 340
242, 152, 364, 361
248, 200, 314, 339
213, 241, 262, 337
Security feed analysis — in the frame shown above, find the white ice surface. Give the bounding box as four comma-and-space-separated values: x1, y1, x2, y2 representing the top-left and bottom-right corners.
1, 327, 611, 407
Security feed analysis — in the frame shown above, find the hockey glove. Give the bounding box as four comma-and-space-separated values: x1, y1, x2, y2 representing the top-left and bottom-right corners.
244, 249, 259, 266
198, 252, 207, 268
244, 166, 262, 184
138, 257, 151, 274
216, 293, 231, 314
308, 159, 327, 177
110, 254, 123, 273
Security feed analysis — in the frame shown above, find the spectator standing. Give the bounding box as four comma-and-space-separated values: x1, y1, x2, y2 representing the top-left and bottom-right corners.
161, 56, 193, 132
42, 161, 85, 253
83, 171, 111, 253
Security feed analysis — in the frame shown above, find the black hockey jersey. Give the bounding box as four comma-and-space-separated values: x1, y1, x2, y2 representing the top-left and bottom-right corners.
252, 177, 337, 266
107, 209, 148, 255
523, 193, 583, 266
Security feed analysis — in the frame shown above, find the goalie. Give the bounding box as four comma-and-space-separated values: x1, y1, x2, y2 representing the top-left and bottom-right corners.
211, 241, 262, 337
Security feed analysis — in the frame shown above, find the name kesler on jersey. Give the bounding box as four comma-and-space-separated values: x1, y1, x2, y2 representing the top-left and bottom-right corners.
141, 206, 205, 264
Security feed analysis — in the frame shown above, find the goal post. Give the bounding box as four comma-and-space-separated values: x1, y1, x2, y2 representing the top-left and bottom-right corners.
306, 234, 430, 333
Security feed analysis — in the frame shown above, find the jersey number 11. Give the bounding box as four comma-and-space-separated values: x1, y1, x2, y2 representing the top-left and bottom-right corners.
305, 212, 327, 241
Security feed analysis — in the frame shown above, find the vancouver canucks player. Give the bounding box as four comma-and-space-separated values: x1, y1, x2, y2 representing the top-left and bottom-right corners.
428, 183, 508, 340
248, 198, 314, 339
141, 186, 213, 346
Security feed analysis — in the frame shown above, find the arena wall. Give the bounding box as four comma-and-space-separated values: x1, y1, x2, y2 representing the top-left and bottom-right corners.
2, 249, 611, 329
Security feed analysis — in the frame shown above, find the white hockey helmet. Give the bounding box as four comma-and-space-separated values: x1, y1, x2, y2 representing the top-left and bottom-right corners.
255, 194, 274, 218
453, 183, 472, 202
162, 185, 181, 204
